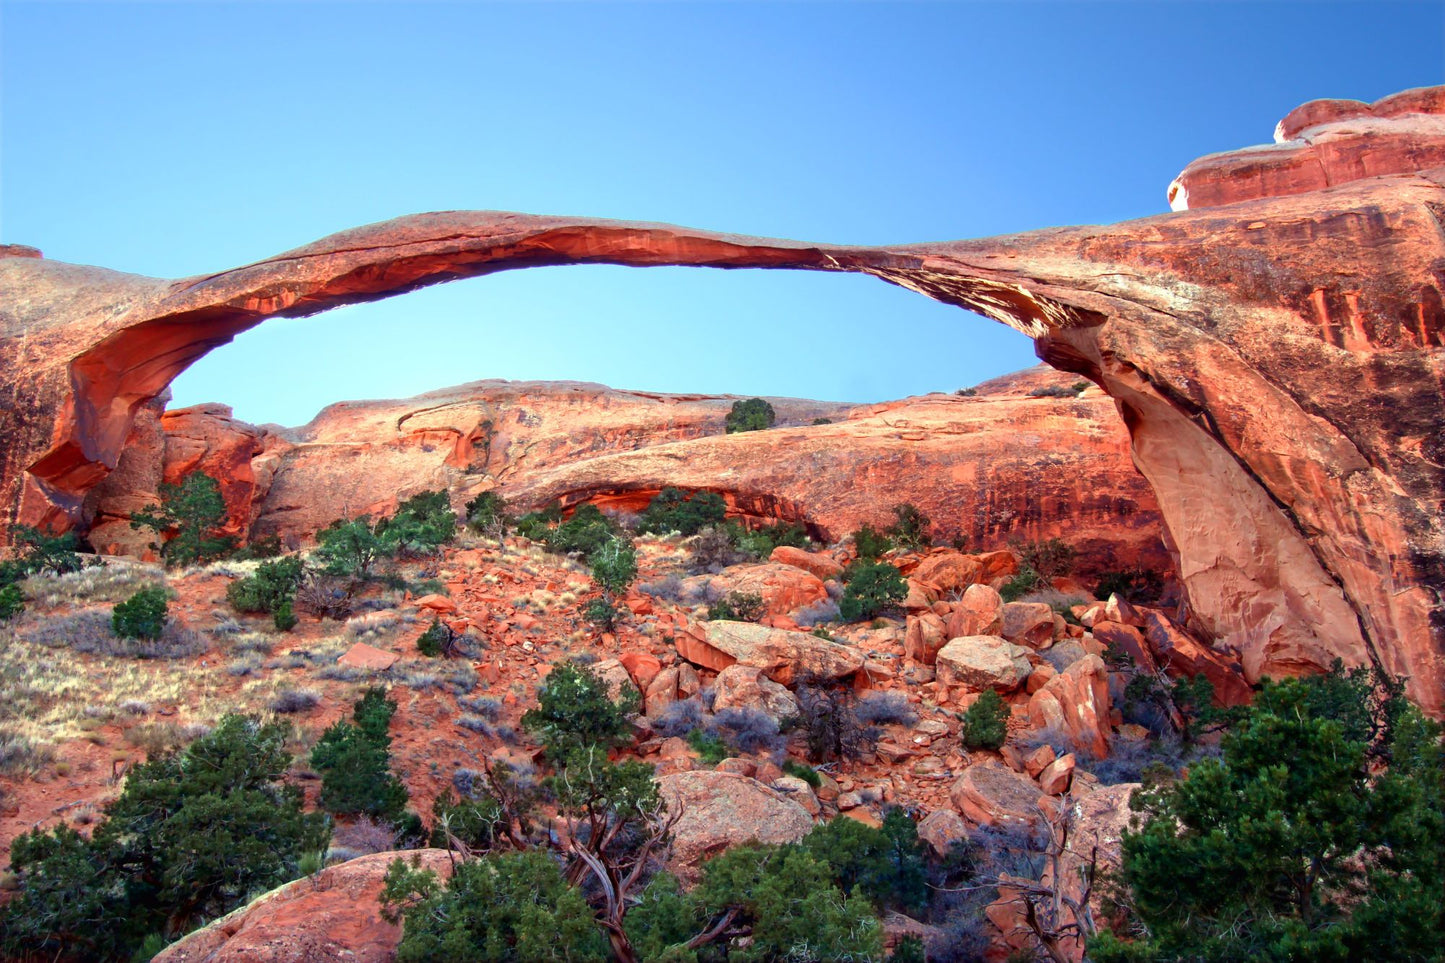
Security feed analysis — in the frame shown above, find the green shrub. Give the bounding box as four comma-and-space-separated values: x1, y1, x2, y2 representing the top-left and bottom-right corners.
886, 503, 931, 551
521, 660, 639, 759
955, 387, 977, 397
800, 808, 928, 912
782, 759, 822, 788
891, 935, 926, 962
379, 490, 456, 555
589, 537, 637, 596
428, 790, 504, 851
1029, 384, 1078, 398
999, 564, 1041, 602
812, 417, 833, 425
513, 502, 564, 542
707, 591, 766, 622
732, 521, 811, 559
464, 491, 510, 536
0, 585, 22, 621
536, 504, 619, 561
583, 597, 620, 632
272, 598, 297, 632
112, 585, 169, 641
8, 524, 88, 577
690, 844, 884, 960
129, 472, 235, 567
852, 523, 893, 561
352, 686, 399, 743
312, 689, 409, 822
1013, 538, 1076, 580
960, 689, 1010, 751
1093, 567, 1164, 604
0, 716, 329, 961
227, 555, 304, 616
416, 618, 453, 658
839, 561, 907, 621
724, 397, 776, 433
637, 488, 727, 537
315, 516, 389, 579
382, 850, 610, 963
687, 728, 729, 765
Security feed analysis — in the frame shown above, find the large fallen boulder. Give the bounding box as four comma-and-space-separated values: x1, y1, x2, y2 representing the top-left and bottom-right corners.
697, 620, 864, 685
702, 562, 828, 620
656, 771, 815, 881
945, 583, 1003, 639
770, 545, 844, 582
949, 761, 1044, 830
1027, 654, 1112, 758
1141, 610, 1253, 706
1001, 602, 1056, 649
907, 551, 984, 596
904, 611, 949, 665
154, 849, 453, 963
711, 664, 799, 721
935, 636, 1033, 693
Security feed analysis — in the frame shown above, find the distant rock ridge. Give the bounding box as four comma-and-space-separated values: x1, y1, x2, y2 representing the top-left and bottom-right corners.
1, 85, 1442, 713
83, 366, 1168, 581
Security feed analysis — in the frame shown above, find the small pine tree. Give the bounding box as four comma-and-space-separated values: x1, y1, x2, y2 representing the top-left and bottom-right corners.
112, 585, 169, 641
960, 689, 1010, 751
312, 689, 409, 822
416, 618, 453, 658
130, 472, 235, 567
464, 491, 510, 536
839, 561, 907, 621
851, 524, 893, 561
0, 715, 329, 961
314, 516, 388, 579
521, 660, 639, 759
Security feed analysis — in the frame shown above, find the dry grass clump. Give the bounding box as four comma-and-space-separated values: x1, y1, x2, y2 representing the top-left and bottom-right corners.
184, 558, 263, 579
124, 720, 212, 759
230, 632, 275, 657
0, 728, 55, 776
344, 610, 406, 643
314, 663, 373, 682
21, 561, 164, 606
226, 654, 264, 677
1, 616, 232, 746
21, 610, 208, 660
268, 687, 322, 714
390, 658, 477, 693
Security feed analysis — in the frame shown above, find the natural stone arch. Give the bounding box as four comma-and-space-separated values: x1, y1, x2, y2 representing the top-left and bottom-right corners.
2, 89, 1443, 715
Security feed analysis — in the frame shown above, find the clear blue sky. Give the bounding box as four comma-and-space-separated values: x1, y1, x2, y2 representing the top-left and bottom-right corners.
3, 2, 1440, 427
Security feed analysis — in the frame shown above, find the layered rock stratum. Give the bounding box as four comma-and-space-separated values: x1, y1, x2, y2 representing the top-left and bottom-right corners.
2, 86, 1442, 712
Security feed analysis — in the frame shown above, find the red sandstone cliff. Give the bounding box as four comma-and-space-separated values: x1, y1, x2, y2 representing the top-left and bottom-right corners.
83, 367, 1167, 578
2, 87, 1442, 712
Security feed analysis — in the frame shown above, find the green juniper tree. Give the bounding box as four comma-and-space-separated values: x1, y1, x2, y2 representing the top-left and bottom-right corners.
130, 471, 235, 567
1092, 665, 1445, 963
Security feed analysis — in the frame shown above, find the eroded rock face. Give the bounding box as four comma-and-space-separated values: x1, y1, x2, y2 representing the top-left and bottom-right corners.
3, 87, 1443, 712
